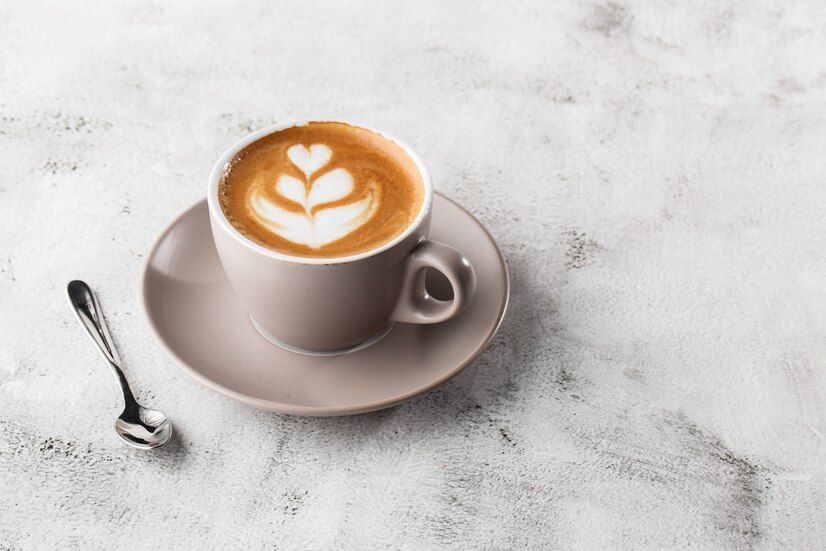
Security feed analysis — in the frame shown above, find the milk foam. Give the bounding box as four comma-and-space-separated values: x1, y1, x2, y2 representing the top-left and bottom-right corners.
249, 144, 380, 249
219, 122, 425, 258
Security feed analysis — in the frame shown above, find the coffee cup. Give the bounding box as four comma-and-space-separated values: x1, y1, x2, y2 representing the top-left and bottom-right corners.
207, 121, 477, 354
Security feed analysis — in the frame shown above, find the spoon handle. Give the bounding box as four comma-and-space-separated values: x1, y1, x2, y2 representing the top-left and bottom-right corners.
67, 280, 138, 409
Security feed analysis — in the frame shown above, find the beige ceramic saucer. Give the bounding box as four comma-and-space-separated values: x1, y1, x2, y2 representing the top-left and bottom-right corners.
140, 193, 509, 416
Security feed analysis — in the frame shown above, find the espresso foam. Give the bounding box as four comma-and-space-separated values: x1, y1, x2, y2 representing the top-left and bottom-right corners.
219, 122, 425, 258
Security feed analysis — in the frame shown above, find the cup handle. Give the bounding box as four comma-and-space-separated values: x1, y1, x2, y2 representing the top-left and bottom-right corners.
390, 240, 477, 324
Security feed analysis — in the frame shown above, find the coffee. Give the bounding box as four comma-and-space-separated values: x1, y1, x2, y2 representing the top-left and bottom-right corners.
219, 122, 425, 258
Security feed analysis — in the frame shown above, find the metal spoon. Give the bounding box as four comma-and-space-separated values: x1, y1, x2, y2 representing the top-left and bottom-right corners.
66, 280, 172, 449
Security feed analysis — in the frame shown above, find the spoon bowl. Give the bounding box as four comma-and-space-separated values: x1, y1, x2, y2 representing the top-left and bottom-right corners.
115, 407, 172, 449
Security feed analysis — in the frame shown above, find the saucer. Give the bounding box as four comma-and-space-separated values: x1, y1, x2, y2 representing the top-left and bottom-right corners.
140, 193, 509, 416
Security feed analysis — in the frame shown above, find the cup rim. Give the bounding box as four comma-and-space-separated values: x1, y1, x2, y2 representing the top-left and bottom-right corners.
207, 120, 433, 265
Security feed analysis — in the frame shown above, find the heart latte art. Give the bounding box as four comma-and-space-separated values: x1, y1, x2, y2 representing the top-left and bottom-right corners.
250, 144, 380, 249
219, 122, 425, 258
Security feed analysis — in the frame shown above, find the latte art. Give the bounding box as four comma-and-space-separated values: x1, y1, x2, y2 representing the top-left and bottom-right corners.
219, 122, 424, 258
249, 144, 380, 249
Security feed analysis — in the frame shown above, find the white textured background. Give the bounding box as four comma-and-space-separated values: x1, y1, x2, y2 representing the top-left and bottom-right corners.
2, 1, 826, 549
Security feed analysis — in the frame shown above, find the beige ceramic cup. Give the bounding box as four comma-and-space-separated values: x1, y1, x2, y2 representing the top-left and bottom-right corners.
207, 121, 477, 355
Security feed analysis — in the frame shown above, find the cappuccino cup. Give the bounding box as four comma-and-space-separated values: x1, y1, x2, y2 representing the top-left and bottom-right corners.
207, 121, 477, 355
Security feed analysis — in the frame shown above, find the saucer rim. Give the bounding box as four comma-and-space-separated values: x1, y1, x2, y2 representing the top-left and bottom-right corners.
139, 193, 510, 416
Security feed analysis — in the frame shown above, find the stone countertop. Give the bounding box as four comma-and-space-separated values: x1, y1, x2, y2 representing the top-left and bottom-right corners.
2, 1, 825, 549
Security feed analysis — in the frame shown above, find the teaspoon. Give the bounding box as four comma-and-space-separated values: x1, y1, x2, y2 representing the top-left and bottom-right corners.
67, 280, 172, 449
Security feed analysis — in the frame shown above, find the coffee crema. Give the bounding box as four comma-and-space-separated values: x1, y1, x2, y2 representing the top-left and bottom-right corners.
218, 122, 425, 258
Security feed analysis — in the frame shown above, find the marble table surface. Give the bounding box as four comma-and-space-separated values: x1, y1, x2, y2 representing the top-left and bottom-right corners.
2, 1, 825, 549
